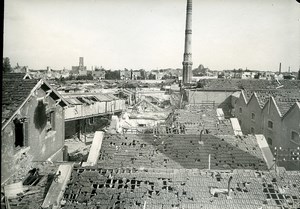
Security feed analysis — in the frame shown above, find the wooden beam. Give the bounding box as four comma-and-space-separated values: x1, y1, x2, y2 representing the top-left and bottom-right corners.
55, 99, 62, 106
45, 90, 52, 98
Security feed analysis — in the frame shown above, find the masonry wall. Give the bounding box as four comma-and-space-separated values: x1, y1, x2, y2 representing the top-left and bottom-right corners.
281, 106, 300, 149
281, 105, 300, 170
1, 88, 64, 183
234, 93, 248, 131
188, 90, 235, 104
242, 96, 263, 134
261, 99, 282, 150
230, 95, 240, 117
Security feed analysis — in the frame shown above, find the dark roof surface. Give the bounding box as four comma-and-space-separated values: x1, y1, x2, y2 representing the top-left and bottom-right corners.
197, 79, 300, 90
98, 134, 267, 170
62, 166, 300, 209
243, 89, 300, 115
2, 74, 39, 123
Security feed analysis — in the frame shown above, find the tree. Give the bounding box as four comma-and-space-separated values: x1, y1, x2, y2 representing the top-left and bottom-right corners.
298, 69, 300, 80
148, 73, 156, 80
3, 57, 12, 73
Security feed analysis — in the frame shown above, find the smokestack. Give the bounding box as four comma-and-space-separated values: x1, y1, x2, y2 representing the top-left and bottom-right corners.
279, 63, 281, 74
182, 0, 193, 84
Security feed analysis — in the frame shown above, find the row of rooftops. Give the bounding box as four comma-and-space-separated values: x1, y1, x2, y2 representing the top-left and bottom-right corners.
196, 79, 300, 91
241, 89, 300, 116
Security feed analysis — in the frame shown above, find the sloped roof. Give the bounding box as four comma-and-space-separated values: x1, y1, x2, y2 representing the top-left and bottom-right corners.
2, 75, 39, 122
2, 74, 68, 128
243, 89, 300, 115
197, 79, 300, 90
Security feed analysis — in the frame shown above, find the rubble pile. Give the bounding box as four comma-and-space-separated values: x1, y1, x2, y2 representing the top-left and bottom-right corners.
1, 163, 60, 209
65, 134, 93, 162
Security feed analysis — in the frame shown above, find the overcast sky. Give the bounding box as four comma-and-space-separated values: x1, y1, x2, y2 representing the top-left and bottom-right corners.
3, 0, 300, 71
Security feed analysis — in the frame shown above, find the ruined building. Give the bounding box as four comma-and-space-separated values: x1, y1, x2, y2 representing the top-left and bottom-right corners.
1, 73, 68, 184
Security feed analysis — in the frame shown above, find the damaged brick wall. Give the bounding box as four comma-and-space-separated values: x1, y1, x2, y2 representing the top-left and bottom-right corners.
1, 124, 34, 184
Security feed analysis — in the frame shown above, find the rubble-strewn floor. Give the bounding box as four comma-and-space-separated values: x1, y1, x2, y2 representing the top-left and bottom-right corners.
65, 134, 94, 161
98, 134, 267, 170
62, 167, 300, 209
2, 162, 60, 209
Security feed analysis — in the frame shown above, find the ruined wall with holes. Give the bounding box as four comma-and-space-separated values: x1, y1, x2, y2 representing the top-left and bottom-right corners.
1, 88, 64, 184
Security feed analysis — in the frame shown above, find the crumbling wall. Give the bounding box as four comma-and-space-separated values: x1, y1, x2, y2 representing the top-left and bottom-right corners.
1, 124, 34, 184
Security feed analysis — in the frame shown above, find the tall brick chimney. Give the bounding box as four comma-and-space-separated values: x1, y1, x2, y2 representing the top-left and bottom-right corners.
182, 0, 193, 84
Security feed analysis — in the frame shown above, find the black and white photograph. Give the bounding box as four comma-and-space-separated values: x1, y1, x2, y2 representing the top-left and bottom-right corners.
1, 0, 300, 208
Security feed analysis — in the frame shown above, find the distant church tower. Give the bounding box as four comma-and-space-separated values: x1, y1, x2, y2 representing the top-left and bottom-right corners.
182, 0, 193, 84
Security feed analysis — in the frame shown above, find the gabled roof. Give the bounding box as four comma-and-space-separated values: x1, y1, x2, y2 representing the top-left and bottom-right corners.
239, 90, 248, 104
261, 96, 282, 117
282, 102, 300, 119
244, 89, 300, 116
2, 74, 68, 130
247, 92, 264, 108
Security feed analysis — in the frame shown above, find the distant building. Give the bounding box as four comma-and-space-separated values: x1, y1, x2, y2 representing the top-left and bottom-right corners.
92, 68, 106, 80
120, 69, 131, 80
12, 63, 28, 73
71, 57, 87, 76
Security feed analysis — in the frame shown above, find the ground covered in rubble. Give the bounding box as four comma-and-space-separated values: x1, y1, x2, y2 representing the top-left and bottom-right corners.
61, 166, 300, 209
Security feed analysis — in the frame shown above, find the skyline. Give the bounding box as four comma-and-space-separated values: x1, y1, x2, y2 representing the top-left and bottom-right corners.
3, 0, 300, 72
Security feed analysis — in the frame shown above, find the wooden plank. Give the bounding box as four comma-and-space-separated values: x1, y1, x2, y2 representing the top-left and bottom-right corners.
41, 163, 74, 209
82, 131, 104, 167
230, 118, 243, 136
255, 135, 274, 170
